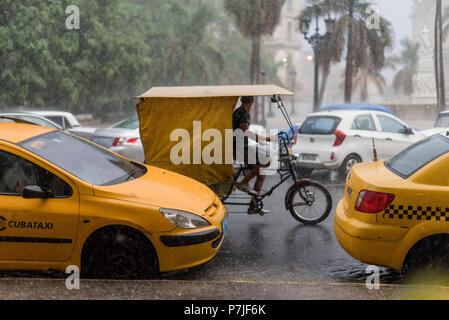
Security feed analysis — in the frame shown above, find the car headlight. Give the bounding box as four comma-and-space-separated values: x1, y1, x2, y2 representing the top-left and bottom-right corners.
159, 208, 211, 229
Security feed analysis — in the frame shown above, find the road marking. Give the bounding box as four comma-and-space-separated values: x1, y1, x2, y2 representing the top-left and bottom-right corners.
2, 277, 449, 290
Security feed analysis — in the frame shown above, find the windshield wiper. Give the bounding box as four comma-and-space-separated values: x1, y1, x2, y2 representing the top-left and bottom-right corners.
124, 168, 138, 182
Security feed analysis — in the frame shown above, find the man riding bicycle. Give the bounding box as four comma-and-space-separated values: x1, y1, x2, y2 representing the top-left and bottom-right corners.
233, 96, 277, 215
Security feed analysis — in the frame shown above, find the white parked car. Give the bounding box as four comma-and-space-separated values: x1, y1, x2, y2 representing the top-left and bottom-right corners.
29, 111, 96, 140
292, 109, 430, 177
0, 112, 63, 130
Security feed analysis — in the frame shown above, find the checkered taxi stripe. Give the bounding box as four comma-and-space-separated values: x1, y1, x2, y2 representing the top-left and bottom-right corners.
384, 205, 449, 221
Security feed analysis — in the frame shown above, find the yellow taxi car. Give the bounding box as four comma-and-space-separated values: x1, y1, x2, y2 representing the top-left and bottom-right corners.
335, 133, 449, 270
0, 122, 227, 278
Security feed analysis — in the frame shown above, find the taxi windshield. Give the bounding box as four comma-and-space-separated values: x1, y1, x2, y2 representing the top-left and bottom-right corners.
385, 134, 449, 179
19, 131, 147, 186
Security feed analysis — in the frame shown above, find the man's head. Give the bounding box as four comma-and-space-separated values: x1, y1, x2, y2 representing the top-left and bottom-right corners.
240, 96, 255, 110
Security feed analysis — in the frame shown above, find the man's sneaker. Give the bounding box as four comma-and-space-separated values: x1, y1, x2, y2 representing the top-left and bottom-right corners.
247, 207, 270, 215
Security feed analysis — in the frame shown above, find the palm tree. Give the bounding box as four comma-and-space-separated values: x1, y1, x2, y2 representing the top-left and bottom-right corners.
301, 0, 393, 104
224, 0, 285, 86
150, 3, 224, 86
342, 0, 393, 103
352, 60, 387, 102
300, 0, 344, 107
390, 38, 420, 96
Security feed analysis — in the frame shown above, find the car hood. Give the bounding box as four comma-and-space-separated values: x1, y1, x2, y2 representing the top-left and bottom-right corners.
92, 166, 217, 217
420, 127, 449, 137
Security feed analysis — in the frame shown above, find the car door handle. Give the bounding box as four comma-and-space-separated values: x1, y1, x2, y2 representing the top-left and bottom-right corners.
354, 135, 362, 138
386, 138, 392, 141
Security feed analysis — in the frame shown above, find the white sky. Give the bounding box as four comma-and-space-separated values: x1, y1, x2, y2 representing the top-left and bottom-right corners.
372, 0, 413, 53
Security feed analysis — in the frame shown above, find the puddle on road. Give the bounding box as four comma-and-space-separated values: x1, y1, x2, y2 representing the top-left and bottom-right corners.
322, 260, 405, 284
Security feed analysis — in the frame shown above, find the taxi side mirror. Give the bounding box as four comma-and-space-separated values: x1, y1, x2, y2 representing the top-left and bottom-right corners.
22, 185, 53, 199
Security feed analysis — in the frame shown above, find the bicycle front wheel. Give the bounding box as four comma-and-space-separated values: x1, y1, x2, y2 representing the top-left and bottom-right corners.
287, 181, 332, 225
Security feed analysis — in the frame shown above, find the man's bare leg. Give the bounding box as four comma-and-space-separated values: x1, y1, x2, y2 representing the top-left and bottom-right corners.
238, 166, 260, 192
254, 162, 270, 191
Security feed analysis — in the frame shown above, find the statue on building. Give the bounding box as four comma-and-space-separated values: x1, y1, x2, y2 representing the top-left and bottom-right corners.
412, 25, 437, 103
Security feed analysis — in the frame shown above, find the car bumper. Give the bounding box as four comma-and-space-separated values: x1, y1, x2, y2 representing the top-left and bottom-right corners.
293, 148, 345, 170
334, 200, 408, 270
152, 209, 227, 273
160, 229, 221, 247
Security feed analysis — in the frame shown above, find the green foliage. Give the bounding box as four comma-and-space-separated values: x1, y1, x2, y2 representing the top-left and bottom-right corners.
224, 0, 285, 38
0, 0, 271, 117
224, 0, 285, 85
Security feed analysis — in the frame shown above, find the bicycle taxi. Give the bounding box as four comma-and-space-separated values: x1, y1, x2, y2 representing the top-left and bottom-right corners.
136, 85, 331, 225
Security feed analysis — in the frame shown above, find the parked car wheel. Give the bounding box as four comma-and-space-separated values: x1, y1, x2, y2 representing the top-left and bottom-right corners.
81, 226, 158, 280
339, 154, 361, 178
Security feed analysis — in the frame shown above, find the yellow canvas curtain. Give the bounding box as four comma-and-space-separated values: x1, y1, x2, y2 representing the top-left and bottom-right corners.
137, 97, 238, 185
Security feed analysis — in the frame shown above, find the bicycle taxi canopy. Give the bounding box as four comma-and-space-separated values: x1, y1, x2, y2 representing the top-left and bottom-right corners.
136, 85, 295, 186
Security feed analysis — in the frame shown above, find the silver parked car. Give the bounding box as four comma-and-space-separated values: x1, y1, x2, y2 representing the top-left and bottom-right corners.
91, 115, 266, 164
91, 115, 145, 163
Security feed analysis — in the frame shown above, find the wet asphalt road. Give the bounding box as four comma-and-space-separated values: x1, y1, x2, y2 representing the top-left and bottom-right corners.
164, 171, 401, 285
1, 171, 449, 300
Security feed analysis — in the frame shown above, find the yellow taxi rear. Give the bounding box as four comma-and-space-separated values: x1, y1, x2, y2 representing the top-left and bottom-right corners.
335, 135, 449, 270
335, 161, 407, 269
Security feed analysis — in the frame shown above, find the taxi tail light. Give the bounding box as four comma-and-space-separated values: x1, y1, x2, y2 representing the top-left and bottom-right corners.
112, 137, 139, 147
333, 130, 346, 147
355, 190, 395, 213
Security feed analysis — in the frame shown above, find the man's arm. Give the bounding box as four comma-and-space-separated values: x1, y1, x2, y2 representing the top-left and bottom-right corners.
244, 130, 278, 143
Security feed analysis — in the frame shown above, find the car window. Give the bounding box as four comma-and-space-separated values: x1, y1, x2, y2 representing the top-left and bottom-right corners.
13, 115, 60, 129
113, 116, 139, 130
385, 135, 449, 178
435, 114, 449, 127
377, 115, 405, 133
300, 116, 341, 135
46, 116, 65, 128
0, 150, 72, 197
351, 115, 376, 131
20, 131, 147, 186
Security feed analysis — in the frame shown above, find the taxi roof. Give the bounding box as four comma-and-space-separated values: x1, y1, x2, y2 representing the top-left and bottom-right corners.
0, 122, 54, 144
137, 84, 295, 98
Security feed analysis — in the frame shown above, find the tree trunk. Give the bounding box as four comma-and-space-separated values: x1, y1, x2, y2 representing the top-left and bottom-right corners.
251, 36, 261, 122
318, 68, 330, 107
439, 0, 446, 109
436, 0, 442, 111
344, 0, 355, 103
361, 73, 369, 102
251, 36, 261, 85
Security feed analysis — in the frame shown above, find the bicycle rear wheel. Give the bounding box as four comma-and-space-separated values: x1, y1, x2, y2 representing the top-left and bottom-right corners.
287, 181, 332, 225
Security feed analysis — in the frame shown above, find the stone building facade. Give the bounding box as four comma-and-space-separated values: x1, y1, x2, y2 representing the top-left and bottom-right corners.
411, 0, 449, 104
264, 0, 302, 96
